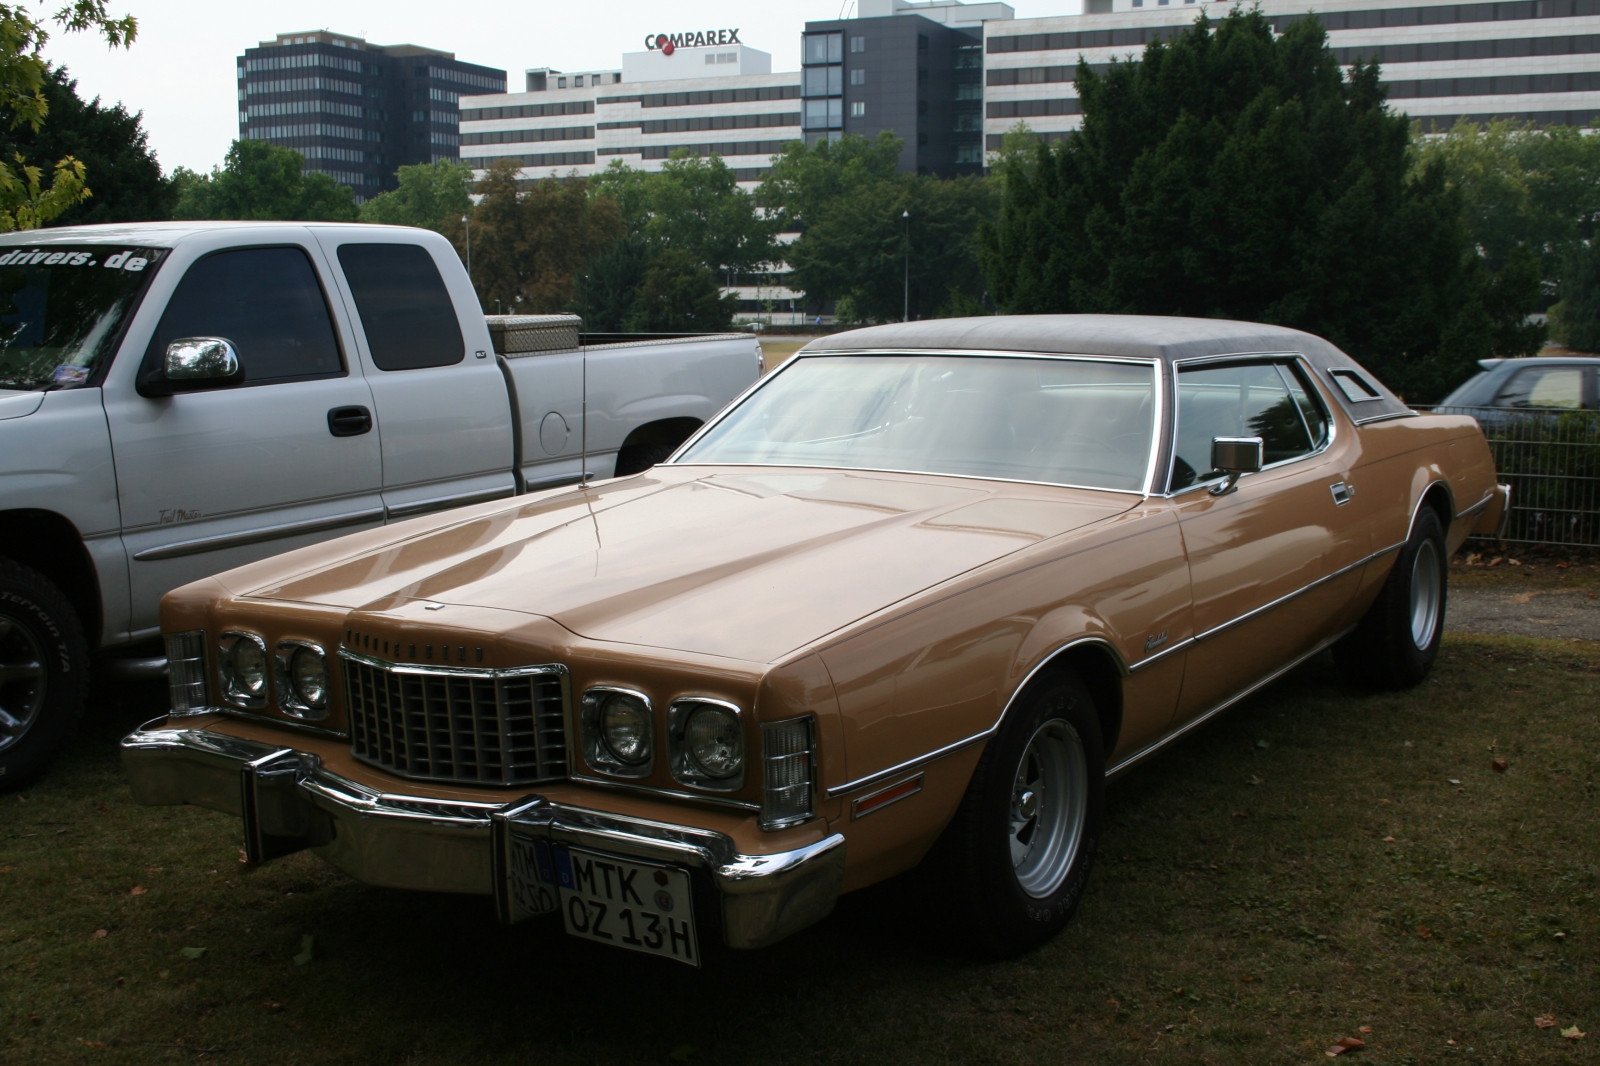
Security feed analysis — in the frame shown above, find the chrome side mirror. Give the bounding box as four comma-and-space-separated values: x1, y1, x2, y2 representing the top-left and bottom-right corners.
139, 337, 245, 397
1209, 436, 1263, 496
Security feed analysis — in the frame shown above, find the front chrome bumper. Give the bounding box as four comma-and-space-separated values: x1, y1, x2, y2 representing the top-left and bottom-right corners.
120, 719, 846, 951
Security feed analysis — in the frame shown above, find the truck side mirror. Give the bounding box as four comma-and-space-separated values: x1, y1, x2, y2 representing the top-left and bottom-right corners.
139, 337, 245, 397
1209, 436, 1263, 496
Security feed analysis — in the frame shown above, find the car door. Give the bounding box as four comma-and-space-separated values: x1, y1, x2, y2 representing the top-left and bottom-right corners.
316, 234, 516, 519
102, 234, 384, 640
1167, 357, 1371, 724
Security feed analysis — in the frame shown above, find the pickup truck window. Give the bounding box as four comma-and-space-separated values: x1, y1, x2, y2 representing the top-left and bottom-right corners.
336, 244, 465, 371
145, 247, 344, 386
0, 245, 166, 391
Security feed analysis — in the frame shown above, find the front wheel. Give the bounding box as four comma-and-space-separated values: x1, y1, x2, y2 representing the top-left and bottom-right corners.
0, 560, 90, 791
931, 670, 1104, 957
1334, 506, 1448, 689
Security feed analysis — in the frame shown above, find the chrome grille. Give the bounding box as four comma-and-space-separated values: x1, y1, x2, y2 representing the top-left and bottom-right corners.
342, 653, 568, 786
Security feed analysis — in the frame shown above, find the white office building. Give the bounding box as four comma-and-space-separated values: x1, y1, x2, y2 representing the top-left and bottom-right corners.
984, 0, 1600, 154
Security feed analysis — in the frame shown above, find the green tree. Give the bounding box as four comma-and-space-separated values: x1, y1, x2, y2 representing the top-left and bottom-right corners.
591, 152, 778, 275
978, 9, 1542, 401
469, 157, 624, 313
174, 139, 358, 222
0, 0, 137, 230
359, 159, 472, 234
570, 232, 649, 331
759, 132, 902, 232
622, 247, 738, 331
0, 65, 173, 225
1555, 239, 1600, 352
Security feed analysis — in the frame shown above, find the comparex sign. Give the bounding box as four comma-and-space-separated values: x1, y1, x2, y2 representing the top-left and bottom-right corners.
644, 29, 740, 56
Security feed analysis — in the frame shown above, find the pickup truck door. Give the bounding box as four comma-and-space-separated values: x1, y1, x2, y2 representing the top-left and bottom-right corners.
101, 232, 384, 640
314, 233, 517, 519
1166, 357, 1371, 725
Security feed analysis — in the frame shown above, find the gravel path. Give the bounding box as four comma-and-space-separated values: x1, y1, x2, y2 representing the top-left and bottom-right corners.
1446, 583, 1600, 640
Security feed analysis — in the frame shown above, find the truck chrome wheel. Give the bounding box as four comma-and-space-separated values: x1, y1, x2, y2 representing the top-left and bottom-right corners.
1009, 718, 1088, 899
1409, 538, 1442, 650
0, 616, 47, 753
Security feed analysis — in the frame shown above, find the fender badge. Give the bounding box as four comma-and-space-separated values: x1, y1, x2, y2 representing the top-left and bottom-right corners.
1144, 631, 1169, 653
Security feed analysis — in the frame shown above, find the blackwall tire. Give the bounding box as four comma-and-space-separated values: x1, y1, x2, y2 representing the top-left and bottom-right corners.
931, 669, 1105, 958
0, 560, 90, 792
1334, 506, 1448, 690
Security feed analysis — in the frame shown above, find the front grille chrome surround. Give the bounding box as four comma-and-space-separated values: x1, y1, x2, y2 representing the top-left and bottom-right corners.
340, 649, 570, 787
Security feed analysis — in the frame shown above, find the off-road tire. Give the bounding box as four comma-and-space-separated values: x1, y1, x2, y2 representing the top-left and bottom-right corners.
1334, 506, 1448, 690
0, 559, 90, 791
929, 669, 1105, 958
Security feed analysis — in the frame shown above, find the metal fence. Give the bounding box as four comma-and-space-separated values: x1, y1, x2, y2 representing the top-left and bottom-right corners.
1422, 406, 1600, 547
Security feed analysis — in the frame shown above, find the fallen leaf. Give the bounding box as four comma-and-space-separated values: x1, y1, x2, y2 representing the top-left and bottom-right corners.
292, 934, 314, 966
90, 929, 107, 940
1562, 1026, 1585, 1040
28, 1016, 39, 1024
1556, 932, 1567, 939
1535, 1015, 1558, 1029
1247, 774, 1263, 786
1488, 556, 1504, 567
1325, 1046, 1347, 1058
0, 865, 10, 874
1447, 778, 1462, 785
1383, 836, 1397, 843
1359, 1026, 1373, 1034
1255, 739, 1270, 749
1557, 561, 1570, 569
1232, 811, 1249, 819
1448, 1039, 1458, 1046
1509, 558, 1522, 566
180, 947, 206, 960
81, 1041, 107, 1050
1492, 758, 1508, 773
1417, 926, 1434, 939
129, 885, 146, 896
1337, 1037, 1366, 1049
262, 1001, 285, 1013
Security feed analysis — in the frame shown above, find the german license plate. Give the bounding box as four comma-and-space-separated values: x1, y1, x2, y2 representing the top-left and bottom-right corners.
505, 837, 560, 922
554, 845, 699, 966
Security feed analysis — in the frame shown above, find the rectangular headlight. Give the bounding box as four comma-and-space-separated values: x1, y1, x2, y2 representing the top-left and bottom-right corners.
760, 716, 814, 829
164, 630, 208, 714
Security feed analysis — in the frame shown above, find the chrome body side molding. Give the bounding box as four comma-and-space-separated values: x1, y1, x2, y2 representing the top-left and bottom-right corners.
132, 507, 385, 561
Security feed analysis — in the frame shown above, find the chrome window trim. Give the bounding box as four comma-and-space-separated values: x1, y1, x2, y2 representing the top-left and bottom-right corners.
1163, 353, 1339, 498
579, 685, 655, 779
1353, 409, 1420, 425
217, 630, 269, 710
824, 635, 1128, 800
665, 348, 1163, 496
273, 639, 329, 720
667, 697, 746, 792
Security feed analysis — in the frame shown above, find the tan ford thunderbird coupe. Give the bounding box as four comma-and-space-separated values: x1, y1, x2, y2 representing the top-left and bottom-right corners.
123, 316, 1507, 964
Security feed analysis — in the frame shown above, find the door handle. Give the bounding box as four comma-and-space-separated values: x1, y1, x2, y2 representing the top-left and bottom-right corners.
327, 405, 372, 437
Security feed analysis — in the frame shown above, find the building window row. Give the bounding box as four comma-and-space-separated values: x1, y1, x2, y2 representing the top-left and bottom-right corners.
462, 125, 595, 145
424, 66, 505, 91
244, 51, 365, 74
247, 123, 376, 142
802, 98, 843, 130
462, 100, 594, 121
591, 112, 801, 133
598, 138, 796, 159
804, 32, 844, 65
598, 86, 802, 108
987, 98, 1083, 118
1332, 34, 1600, 65
244, 76, 363, 96
432, 110, 459, 125
431, 131, 459, 146
307, 167, 376, 186
804, 66, 843, 97
1413, 107, 1600, 130
462, 150, 596, 168
244, 99, 366, 120
1387, 68, 1600, 96
299, 145, 367, 162
430, 87, 458, 104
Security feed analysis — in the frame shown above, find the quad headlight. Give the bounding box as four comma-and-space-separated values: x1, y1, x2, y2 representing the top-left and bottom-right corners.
218, 632, 269, 707
581, 687, 654, 777
275, 641, 330, 720
669, 698, 745, 790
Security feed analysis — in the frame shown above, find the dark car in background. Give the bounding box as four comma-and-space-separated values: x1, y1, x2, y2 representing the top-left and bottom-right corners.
1437, 355, 1600, 413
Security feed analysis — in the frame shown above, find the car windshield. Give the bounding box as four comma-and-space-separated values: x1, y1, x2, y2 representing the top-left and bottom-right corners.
676, 353, 1156, 491
0, 245, 166, 391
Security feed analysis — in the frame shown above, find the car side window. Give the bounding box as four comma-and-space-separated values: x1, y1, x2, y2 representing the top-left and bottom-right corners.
1495, 366, 1584, 409
145, 247, 343, 385
1170, 361, 1316, 492
336, 244, 464, 371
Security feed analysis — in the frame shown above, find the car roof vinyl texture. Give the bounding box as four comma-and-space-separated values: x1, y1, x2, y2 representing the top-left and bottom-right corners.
804, 314, 1413, 423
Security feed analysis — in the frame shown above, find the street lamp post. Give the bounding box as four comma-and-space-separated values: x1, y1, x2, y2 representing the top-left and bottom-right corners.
902, 209, 911, 323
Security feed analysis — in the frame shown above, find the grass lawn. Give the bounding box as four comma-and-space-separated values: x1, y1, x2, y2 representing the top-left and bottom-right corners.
3, 633, 1596, 1065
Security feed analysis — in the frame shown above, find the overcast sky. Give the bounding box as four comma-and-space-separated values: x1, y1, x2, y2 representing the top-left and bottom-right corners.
41, 0, 1078, 176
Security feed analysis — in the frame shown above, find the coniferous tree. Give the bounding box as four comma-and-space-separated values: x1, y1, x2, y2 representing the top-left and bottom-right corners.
978, 9, 1542, 401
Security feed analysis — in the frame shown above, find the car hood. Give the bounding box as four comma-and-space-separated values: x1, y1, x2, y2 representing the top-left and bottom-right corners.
245, 467, 1136, 663
0, 390, 46, 421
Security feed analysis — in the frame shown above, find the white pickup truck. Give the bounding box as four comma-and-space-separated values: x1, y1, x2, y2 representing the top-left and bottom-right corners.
0, 221, 761, 787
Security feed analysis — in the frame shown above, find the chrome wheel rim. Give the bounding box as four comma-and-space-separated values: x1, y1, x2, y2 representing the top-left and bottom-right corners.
1410, 539, 1442, 650
1009, 718, 1088, 899
0, 616, 47, 754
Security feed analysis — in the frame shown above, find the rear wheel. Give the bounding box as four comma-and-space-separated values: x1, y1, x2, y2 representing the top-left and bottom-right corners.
931, 670, 1104, 957
0, 560, 89, 791
1334, 506, 1448, 690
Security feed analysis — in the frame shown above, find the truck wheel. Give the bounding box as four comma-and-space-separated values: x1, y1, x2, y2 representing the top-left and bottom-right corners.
613, 442, 677, 477
0, 560, 90, 791
932, 669, 1104, 957
1334, 506, 1448, 690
